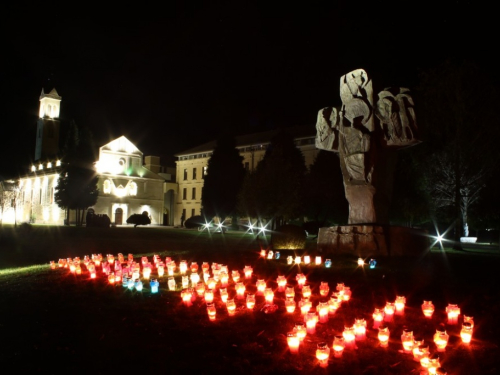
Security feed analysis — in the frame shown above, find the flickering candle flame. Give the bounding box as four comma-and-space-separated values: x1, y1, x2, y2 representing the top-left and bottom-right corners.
372, 308, 384, 328
315, 256, 322, 265
207, 303, 216, 321
395, 296, 406, 314
305, 313, 318, 334
264, 288, 274, 304
108, 272, 115, 284
317, 302, 329, 323
343, 326, 356, 349
227, 299, 236, 316
204, 289, 214, 303
357, 258, 365, 266
299, 298, 312, 316
196, 282, 206, 297
276, 275, 287, 292
220, 288, 229, 303
302, 285, 311, 299
333, 335, 345, 358
328, 296, 341, 315
287, 332, 300, 354
50, 260, 56, 269
401, 329, 414, 353
107, 254, 114, 265
378, 326, 390, 348
294, 256, 301, 265
243, 266, 253, 279
316, 342, 330, 368
260, 249, 266, 258
384, 302, 395, 322
207, 277, 216, 290
285, 297, 296, 313
246, 294, 255, 309
422, 300, 435, 318
219, 272, 229, 288
294, 323, 307, 342
342, 286, 351, 302
354, 318, 367, 340
446, 303, 460, 325
181, 288, 193, 305
256, 279, 266, 294
235, 282, 245, 299
319, 282, 329, 297
460, 322, 473, 344
304, 255, 310, 265
433, 329, 449, 352
296, 273, 306, 288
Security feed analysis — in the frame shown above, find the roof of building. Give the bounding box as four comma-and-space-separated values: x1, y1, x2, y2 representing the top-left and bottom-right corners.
40, 88, 61, 100
175, 125, 316, 157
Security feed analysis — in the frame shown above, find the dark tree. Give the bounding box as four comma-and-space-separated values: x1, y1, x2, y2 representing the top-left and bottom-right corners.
201, 134, 245, 225
416, 60, 500, 242
238, 129, 307, 229
303, 150, 348, 225
55, 122, 99, 226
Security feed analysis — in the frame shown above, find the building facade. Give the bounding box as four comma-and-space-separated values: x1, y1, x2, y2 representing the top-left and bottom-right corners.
174, 126, 319, 226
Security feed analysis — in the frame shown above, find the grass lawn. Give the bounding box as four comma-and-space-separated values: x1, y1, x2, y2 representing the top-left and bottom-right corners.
0, 224, 499, 374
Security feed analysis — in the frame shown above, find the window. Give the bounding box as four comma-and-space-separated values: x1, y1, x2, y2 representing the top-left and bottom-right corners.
193, 167, 197, 180
203, 166, 208, 178
183, 168, 188, 180
191, 208, 195, 217
182, 188, 187, 200
182, 208, 186, 219
192, 187, 196, 200
129, 182, 137, 196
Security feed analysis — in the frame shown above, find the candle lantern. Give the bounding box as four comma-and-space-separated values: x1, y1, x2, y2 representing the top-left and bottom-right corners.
369, 258, 377, 269
219, 272, 229, 288
264, 288, 274, 304
235, 282, 246, 299
157, 263, 165, 277
287, 256, 293, 265
294, 323, 307, 342
122, 275, 129, 287
463, 315, 474, 329
107, 254, 114, 265
141, 256, 148, 266
395, 296, 406, 314
433, 328, 449, 352
296, 273, 306, 288
190, 272, 200, 287
256, 279, 266, 294
190, 262, 199, 273
316, 342, 330, 368
304, 255, 310, 265
102, 262, 111, 276
419, 346, 431, 369
325, 259, 332, 268
167, 277, 176, 291
306, 312, 318, 334
204, 289, 214, 303
143, 266, 152, 280
354, 318, 367, 340
302, 285, 311, 299
203, 272, 210, 284
446, 303, 460, 325
114, 269, 122, 281
357, 258, 365, 266
285, 286, 295, 299
378, 325, 390, 348
150, 279, 159, 293
181, 289, 193, 306
231, 270, 240, 283
88, 263, 96, 279
317, 302, 329, 323
287, 332, 300, 354
343, 326, 356, 349
275, 251, 280, 259
117, 253, 124, 264
50, 260, 56, 269
201, 262, 209, 273
85, 256, 91, 266
227, 299, 236, 316
220, 288, 229, 303
69, 262, 76, 273
127, 278, 135, 289
246, 294, 255, 309
182, 275, 189, 289
333, 335, 345, 358
428, 354, 441, 375
97, 254, 103, 266
195, 282, 205, 297
401, 328, 414, 353
336, 283, 344, 294
135, 280, 143, 291
108, 272, 115, 284
372, 308, 384, 328
75, 265, 82, 275
384, 302, 395, 322
342, 286, 351, 302
412, 339, 425, 361
328, 296, 341, 315
243, 265, 253, 279
299, 298, 312, 316
315, 256, 322, 265
422, 300, 435, 318
260, 249, 266, 258
128, 253, 134, 262
114, 260, 122, 272
460, 322, 473, 344
294, 256, 301, 265
207, 303, 216, 321
267, 250, 274, 259
131, 263, 140, 280
179, 260, 187, 275
276, 275, 287, 292
285, 297, 296, 313
319, 282, 329, 297
206, 277, 216, 290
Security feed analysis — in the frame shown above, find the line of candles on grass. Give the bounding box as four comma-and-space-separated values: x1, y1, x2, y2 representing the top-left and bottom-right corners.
51, 253, 473, 374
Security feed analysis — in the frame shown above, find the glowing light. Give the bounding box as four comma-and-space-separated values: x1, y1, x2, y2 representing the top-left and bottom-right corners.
287, 332, 300, 354
378, 326, 390, 348
333, 335, 345, 357
316, 342, 330, 367
460, 322, 473, 344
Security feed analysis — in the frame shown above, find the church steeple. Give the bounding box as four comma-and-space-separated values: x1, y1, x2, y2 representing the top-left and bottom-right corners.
35, 88, 62, 161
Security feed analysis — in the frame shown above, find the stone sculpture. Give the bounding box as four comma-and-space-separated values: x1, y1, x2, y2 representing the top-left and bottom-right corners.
316, 69, 419, 225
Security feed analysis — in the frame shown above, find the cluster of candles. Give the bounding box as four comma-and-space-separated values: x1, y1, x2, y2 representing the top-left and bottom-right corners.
260, 251, 378, 270
51, 253, 473, 373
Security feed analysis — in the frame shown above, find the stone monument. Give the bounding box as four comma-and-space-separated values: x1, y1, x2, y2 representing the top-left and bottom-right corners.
316, 69, 428, 256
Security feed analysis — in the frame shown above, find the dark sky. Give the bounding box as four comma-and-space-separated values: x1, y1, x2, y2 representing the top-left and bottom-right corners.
1, 1, 494, 177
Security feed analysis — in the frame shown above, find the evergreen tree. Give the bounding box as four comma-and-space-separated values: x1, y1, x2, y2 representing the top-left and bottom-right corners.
55, 122, 99, 225
201, 133, 245, 225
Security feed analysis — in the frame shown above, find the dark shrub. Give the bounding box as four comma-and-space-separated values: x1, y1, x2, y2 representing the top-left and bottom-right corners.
126, 213, 151, 227
86, 212, 111, 228
184, 215, 205, 229
271, 224, 307, 250
302, 221, 324, 236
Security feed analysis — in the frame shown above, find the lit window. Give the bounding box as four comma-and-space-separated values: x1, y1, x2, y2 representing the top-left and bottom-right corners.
38, 164, 43, 170
103, 180, 111, 194
203, 166, 208, 178
56, 160, 61, 166
47, 162, 52, 168
183, 169, 188, 180
31, 165, 36, 172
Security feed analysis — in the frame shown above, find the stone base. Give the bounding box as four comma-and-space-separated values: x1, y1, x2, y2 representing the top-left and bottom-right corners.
317, 225, 429, 257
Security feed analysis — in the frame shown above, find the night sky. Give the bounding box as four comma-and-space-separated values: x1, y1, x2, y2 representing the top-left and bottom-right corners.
1, 1, 494, 177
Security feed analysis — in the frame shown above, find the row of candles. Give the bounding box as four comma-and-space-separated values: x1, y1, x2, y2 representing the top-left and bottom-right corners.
51, 253, 472, 374
259, 250, 377, 269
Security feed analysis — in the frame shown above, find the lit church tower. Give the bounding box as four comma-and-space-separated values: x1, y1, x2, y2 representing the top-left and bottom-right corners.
35, 88, 61, 161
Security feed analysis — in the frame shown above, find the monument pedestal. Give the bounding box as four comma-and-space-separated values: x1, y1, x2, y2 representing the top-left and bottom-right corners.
317, 225, 429, 257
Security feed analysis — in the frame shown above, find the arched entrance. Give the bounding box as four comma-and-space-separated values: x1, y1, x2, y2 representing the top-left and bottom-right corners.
115, 208, 123, 225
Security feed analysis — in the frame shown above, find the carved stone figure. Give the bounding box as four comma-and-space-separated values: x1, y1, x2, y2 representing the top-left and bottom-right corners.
316, 69, 419, 225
